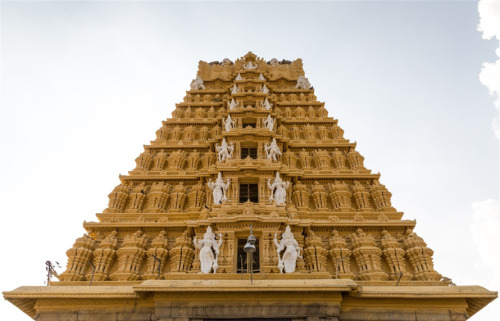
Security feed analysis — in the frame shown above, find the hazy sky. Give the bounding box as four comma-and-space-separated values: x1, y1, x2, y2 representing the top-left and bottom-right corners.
1, 1, 499, 320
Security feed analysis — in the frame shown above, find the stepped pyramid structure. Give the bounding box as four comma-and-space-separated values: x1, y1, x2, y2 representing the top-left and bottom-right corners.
4, 52, 496, 320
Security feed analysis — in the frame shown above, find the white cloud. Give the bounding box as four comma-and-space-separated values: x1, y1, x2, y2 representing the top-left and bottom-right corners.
478, 0, 500, 141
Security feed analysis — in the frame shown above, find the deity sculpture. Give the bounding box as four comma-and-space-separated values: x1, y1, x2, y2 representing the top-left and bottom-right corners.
193, 226, 223, 273
243, 61, 257, 69
263, 98, 273, 110
295, 75, 311, 89
262, 115, 276, 132
273, 225, 302, 273
190, 76, 205, 90
222, 115, 236, 132
230, 84, 238, 95
228, 98, 239, 110
207, 172, 230, 205
267, 172, 290, 205
235, 73, 243, 81
215, 138, 234, 162
265, 138, 281, 161
261, 84, 270, 94
269, 58, 280, 66
258, 73, 266, 80
221, 58, 233, 66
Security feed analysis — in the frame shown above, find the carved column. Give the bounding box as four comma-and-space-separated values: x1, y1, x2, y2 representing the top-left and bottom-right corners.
90, 231, 118, 281
351, 228, 387, 281
312, 181, 328, 210
60, 234, 95, 281
144, 231, 168, 280
145, 182, 170, 213
403, 231, 441, 281
329, 230, 353, 279
126, 183, 148, 213
303, 230, 328, 272
329, 181, 352, 211
380, 230, 411, 280
169, 231, 195, 273
112, 230, 149, 281
104, 184, 130, 213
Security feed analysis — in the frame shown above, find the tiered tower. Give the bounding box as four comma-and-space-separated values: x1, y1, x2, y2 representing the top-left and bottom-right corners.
4, 52, 496, 321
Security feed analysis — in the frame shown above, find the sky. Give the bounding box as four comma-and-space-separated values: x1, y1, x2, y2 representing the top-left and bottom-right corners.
1, 1, 499, 320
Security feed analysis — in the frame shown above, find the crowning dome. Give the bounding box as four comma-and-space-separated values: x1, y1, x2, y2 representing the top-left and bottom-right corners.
3, 52, 497, 321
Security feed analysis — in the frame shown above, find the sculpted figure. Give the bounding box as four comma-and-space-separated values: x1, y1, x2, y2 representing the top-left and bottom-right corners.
228, 98, 239, 110
215, 138, 234, 162
222, 115, 236, 132
243, 61, 257, 69
235, 73, 243, 81
221, 58, 233, 66
230, 84, 238, 95
269, 58, 280, 66
262, 115, 276, 132
265, 138, 281, 161
258, 73, 266, 80
190, 76, 205, 90
207, 172, 230, 205
267, 172, 290, 205
261, 84, 270, 94
273, 225, 301, 273
295, 75, 311, 89
263, 98, 273, 110
193, 226, 223, 273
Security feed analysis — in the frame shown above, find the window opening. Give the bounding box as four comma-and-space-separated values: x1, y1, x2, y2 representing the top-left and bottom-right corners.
241, 148, 258, 159
240, 184, 258, 203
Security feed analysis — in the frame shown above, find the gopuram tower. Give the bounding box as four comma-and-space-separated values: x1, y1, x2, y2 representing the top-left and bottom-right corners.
4, 52, 497, 321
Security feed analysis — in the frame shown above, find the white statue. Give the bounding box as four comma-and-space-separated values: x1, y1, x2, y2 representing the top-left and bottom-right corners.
263, 98, 273, 110
190, 76, 205, 90
265, 138, 281, 161
269, 58, 280, 66
193, 226, 223, 273
216, 138, 234, 162
273, 225, 302, 273
227, 98, 239, 110
222, 115, 236, 132
243, 61, 257, 69
230, 84, 238, 95
262, 115, 275, 132
295, 75, 311, 89
258, 73, 266, 81
207, 172, 230, 205
261, 84, 269, 94
221, 58, 233, 66
235, 73, 243, 81
267, 172, 290, 205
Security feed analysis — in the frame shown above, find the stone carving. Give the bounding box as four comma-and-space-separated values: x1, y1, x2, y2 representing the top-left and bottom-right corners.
105, 184, 130, 213
265, 138, 281, 161
243, 61, 257, 69
263, 98, 273, 110
146, 182, 169, 213
235, 73, 243, 81
329, 181, 352, 211
273, 225, 302, 273
216, 138, 234, 162
353, 181, 371, 210
258, 73, 266, 80
293, 182, 310, 208
60, 234, 95, 281
267, 172, 290, 205
403, 230, 441, 280
170, 182, 187, 210
262, 115, 275, 131
347, 149, 364, 169
332, 148, 346, 168
152, 150, 168, 170
193, 226, 223, 273
126, 183, 148, 212
381, 230, 410, 280
207, 172, 230, 205
169, 230, 195, 272
222, 115, 236, 132
90, 230, 118, 281
370, 181, 393, 211
261, 84, 270, 94
303, 230, 328, 272
228, 98, 239, 110
112, 229, 149, 281
295, 75, 311, 89
134, 150, 153, 171
187, 182, 206, 210
144, 230, 168, 280
190, 76, 205, 90
269, 58, 280, 66
329, 230, 353, 279
312, 181, 328, 209
351, 228, 387, 281
230, 84, 238, 95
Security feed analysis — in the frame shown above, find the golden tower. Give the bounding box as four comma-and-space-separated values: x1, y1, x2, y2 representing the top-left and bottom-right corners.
4, 52, 497, 320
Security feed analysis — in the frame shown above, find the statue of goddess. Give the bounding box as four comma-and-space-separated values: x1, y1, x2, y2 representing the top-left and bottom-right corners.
273, 225, 302, 273
243, 61, 257, 69
261, 84, 270, 94
230, 84, 238, 95
263, 98, 273, 110
228, 98, 239, 110
221, 58, 233, 66
235, 73, 243, 81
222, 115, 236, 132
193, 226, 223, 273
216, 138, 234, 162
265, 138, 281, 161
269, 58, 280, 66
258, 73, 266, 81
295, 75, 311, 90
262, 115, 275, 132
207, 172, 230, 205
190, 76, 205, 90
267, 172, 290, 205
